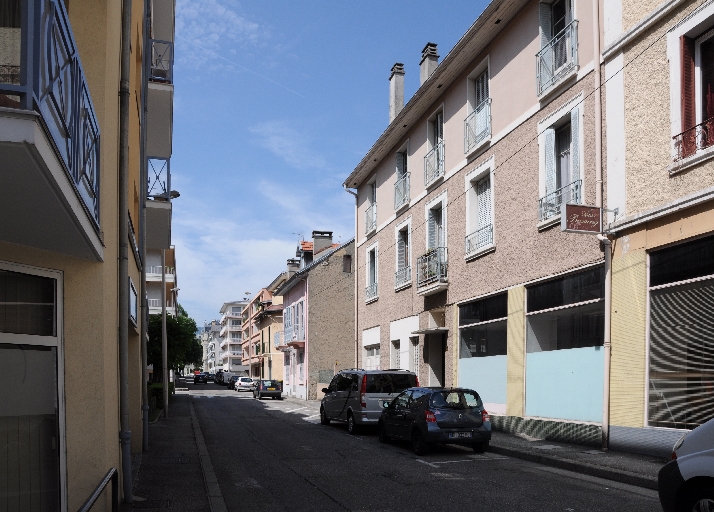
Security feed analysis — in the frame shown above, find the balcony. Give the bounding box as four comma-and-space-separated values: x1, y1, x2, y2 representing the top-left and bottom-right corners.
417, 248, 448, 296
538, 180, 582, 222
146, 265, 175, 283
365, 203, 377, 234
0, 0, 102, 260
424, 141, 445, 187
465, 224, 494, 258
148, 299, 175, 316
464, 99, 491, 154
536, 21, 578, 97
365, 282, 378, 303
146, 158, 172, 250
274, 331, 287, 349
672, 117, 714, 165
394, 266, 411, 291
394, 173, 410, 210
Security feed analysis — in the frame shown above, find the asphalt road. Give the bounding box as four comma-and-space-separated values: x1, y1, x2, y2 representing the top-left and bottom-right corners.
187, 380, 661, 512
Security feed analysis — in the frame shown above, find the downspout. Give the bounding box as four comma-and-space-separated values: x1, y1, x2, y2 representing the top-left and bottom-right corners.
343, 185, 358, 368
592, 0, 612, 450
162, 249, 168, 417
119, 0, 133, 502
140, 0, 150, 453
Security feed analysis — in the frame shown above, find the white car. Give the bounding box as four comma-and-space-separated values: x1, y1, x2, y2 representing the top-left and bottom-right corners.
234, 377, 254, 391
658, 417, 714, 512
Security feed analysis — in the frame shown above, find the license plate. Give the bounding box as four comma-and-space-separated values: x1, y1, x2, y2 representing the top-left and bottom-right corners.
268, 388, 275, 391
449, 432, 473, 439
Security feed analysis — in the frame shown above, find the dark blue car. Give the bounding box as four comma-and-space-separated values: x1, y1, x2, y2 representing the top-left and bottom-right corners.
378, 387, 491, 455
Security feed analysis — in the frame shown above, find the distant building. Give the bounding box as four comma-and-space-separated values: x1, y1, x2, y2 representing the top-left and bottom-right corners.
218, 301, 248, 373
146, 247, 178, 316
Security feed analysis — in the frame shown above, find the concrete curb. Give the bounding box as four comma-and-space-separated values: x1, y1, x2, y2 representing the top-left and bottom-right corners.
189, 399, 228, 512
488, 445, 659, 490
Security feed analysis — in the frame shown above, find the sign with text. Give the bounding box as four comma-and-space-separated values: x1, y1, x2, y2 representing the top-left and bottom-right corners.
561, 204, 602, 234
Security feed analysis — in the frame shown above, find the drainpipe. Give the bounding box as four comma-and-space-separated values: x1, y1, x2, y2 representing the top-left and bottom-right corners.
140, 0, 150, 453
343, 185, 358, 368
162, 249, 168, 417
119, 0, 133, 502
592, 0, 611, 450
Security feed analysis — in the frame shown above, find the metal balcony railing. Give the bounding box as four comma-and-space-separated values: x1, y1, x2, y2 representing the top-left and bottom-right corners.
148, 299, 173, 308
365, 203, 377, 234
465, 224, 494, 256
536, 20, 578, 96
365, 282, 378, 302
394, 173, 410, 210
146, 265, 175, 274
464, 99, 491, 153
538, 179, 582, 222
424, 141, 445, 187
394, 266, 411, 289
284, 326, 293, 342
672, 117, 714, 162
274, 331, 284, 348
149, 39, 173, 84
417, 247, 448, 288
148, 158, 171, 199
0, 0, 101, 226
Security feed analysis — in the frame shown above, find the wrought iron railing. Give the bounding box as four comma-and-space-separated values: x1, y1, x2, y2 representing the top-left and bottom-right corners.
417, 247, 448, 288
394, 173, 410, 210
148, 158, 171, 199
284, 326, 293, 342
424, 141, 445, 187
394, 266, 411, 289
274, 331, 284, 348
0, 0, 101, 227
464, 99, 491, 153
672, 117, 714, 162
538, 179, 582, 221
365, 203, 377, 233
365, 282, 378, 302
536, 20, 578, 96
149, 39, 173, 83
465, 224, 494, 256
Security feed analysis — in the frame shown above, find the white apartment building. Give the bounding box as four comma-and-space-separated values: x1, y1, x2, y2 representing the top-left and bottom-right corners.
203, 320, 221, 373
219, 301, 248, 373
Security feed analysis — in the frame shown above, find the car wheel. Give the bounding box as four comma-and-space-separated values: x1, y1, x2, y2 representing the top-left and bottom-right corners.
320, 407, 330, 425
472, 441, 489, 453
378, 422, 390, 444
680, 482, 714, 512
412, 429, 429, 455
347, 412, 359, 435
258, 392, 262, 400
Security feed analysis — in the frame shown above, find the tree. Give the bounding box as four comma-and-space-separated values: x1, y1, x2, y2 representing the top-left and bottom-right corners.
148, 304, 200, 381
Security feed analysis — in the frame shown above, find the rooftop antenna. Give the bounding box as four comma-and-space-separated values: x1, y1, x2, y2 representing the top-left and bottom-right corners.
292, 232, 303, 241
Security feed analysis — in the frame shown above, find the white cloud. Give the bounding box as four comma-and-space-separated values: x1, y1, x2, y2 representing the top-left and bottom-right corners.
250, 120, 328, 171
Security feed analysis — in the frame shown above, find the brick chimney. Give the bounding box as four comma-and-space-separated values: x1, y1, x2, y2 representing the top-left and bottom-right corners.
420, 42, 439, 85
312, 230, 333, 255
389, 63, 405, 123
287, 258, 300, 277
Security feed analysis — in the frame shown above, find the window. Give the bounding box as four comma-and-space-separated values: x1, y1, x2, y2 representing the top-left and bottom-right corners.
465, 161, 494, 257
231, 319, 241, 326
129, 278, 138, 326
428, 206, 444, 249
364, 345, 380, 370
459, 293, 508, 358
425, 110, 445, 186
526, 266, 605, 352
232, 306, 242, 315
295, 301, 304, 340
231, 332, 241, 340
418, 194, 448, 288
412, 338, 420, 375
391, 340, 401, 368
394, 147, 410, 210
342, 254, 352, 274
365, 181, 377, 234
539, 101, 581, 222
395, 223, 411, 290
366, 245, 378, 302
465, 66, 491, 153
537, 0, 578, 95
648, 235, 714, 429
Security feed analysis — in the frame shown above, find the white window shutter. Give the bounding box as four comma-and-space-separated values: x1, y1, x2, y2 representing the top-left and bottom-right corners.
397, 233, 405, 270
539, 2, 552, 47
428, 210, 436, 249
477, 176, 492, 229
570, 107, 580, 185
544, 128, 556, 194
436, 113, 444, 142
396, 152, 405, 178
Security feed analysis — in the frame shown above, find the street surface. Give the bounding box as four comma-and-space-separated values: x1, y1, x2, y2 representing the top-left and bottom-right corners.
184, 380, 661, 512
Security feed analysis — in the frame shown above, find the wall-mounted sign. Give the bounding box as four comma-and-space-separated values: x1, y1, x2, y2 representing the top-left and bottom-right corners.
561, 204, 601, 234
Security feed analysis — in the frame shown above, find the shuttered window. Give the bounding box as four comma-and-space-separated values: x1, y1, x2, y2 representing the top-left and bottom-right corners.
681, 36, 696, 133
544, 128, 556, 194
396, 151, 407, 178
475, 70, 489, 108
368, 249, 377, 285
397, 230, 408, 270
476, 176, 491, 229
428, 207, 443, 249
435, 112, 444, 144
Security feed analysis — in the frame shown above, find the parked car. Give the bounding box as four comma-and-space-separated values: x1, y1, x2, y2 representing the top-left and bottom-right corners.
234, 376, 255, 391
658, 417, 714, 512
227, 375, 241, 390
320, 369, 418, 434
377, 387, 491, 455
253, 380, 283, 399
207, 373, 215, 382
193, 372, 208, 384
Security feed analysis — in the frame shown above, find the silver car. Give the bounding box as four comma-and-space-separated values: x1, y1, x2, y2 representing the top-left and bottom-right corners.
320, 369, 418, 435
234, 376, 254, 391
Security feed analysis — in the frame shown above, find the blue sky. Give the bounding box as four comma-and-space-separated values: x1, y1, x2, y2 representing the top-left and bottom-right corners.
172, 1, 489, 325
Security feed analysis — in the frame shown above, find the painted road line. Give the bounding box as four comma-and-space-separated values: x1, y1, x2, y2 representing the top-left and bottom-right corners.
303, 414, 320, 420
284, 407, 308, 413
416, 459, 439, 468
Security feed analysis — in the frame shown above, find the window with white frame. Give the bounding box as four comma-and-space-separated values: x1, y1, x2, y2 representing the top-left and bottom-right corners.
391, 340, 401, 368
295, 301, 304, 340
425, 110, 445, 186
129, 278, 138, 326
284, 304, 293, 340
428, 205, 445, 249
538, 99, 582, 222
418, 194, 448, 288
465, 160, 494, 257
537, 0, 578, 96
231, 306, 242, 315
0, 262, 65, 508
366, 245, 378, 302
465, 64, 491, 153
365, 180, 377, 234
394, 143, 410, 210
364, 345, 381, 370
394, 220, 411, 289
231, 319, 241, 326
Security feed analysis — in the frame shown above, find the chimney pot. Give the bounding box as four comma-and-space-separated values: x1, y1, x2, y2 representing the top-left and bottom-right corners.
287, 258, 300, 276
389, 63, 405, 123
312, 230, 333, 255
420, 42, 439, 85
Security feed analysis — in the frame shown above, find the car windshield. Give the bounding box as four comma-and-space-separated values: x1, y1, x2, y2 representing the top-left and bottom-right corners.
430, 390, 482, 409
365, 373, 418, 394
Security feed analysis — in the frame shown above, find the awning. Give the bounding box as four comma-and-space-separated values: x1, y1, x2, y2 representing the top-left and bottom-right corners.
411, 327, 449, 335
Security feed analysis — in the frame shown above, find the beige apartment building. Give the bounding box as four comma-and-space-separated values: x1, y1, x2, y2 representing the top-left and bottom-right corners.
602, 0, 714, 455
0, 0, 175, 508
344, 0, 610, 444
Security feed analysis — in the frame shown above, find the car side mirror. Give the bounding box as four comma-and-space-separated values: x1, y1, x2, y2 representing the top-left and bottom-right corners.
322, 388, 329, 393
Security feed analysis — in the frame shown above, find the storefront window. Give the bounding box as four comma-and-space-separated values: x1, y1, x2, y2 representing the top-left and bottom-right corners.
459, 293, 507, 358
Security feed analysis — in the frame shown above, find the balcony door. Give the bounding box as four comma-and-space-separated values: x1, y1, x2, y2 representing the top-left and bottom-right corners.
428, 207, 444, 249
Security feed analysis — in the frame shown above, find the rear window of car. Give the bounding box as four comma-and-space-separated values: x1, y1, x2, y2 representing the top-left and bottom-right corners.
262, 380, 279, 386
365, 373, 417, 394
240, 378, 252, 382
430, 390, 482, 409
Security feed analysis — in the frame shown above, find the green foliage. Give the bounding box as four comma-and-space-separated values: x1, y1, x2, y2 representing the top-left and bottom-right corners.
148, 303, 201, 379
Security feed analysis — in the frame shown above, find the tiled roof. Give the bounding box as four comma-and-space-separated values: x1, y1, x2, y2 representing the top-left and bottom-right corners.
314, 242, 340, 255
300, 241, 313, 252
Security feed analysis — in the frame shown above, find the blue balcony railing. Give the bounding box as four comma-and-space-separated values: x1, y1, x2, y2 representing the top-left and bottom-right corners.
0, 0, 101, 227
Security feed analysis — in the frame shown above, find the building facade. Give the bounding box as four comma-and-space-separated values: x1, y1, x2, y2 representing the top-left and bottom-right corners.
344, 0, 609, 444
218, 301, 247, 373
146, 247, 178, 317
